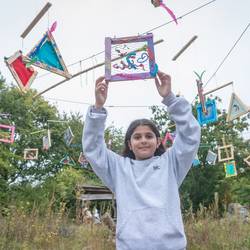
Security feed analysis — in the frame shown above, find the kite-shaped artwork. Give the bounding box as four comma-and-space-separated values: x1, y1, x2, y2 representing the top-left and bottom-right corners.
4, 51, 37, 92
42, 129, 51, 151
78, 152, 88, 167
192, 154, 200, 167
105, 33, 158, 82
206, 150, 217, 165
226, 93, 249, 122
24, 148, 38, 160
60, 155, 75, 166
224, 161, 237, 178
196, 99, 218, 126
218, 144, 234, 162
64, 126, 74, 146
151, 1, 178, 24
26, 27, 71, 78
0, 124, 15, 144
244, 155, 250, 167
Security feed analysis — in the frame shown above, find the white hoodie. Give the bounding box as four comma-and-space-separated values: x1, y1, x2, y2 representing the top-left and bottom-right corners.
82, 93, 201, 250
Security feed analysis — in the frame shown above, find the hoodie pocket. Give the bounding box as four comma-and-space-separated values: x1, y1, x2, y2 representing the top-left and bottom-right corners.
117, 207, 185, 249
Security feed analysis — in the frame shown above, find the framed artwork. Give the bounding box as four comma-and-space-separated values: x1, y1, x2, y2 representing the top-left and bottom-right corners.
64, 126, 74, 146
105, 33, 157, 82
206, 150, 217, 165
226, 93, 249, 122
26, 31, 71, 78
60, 155, 75, 166
244, 155, 250, 167
196, 99, 218, 126
192, 154, 200, 167
78, 152, 89, 167
224, 161, 237, 178
4, 51, 37, 92
218, 145, 234, 162
42, 129, 51, 151
0, 124, 15, 144
24, 148, 38, 160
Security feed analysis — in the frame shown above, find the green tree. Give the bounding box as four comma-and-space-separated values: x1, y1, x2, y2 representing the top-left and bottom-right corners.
150, 96, 250, 212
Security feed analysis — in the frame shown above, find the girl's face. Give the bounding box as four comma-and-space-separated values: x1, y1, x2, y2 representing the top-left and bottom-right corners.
128, 125, 161, 160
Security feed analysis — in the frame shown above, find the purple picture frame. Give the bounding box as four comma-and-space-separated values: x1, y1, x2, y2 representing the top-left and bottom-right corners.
105, 33, 157, 82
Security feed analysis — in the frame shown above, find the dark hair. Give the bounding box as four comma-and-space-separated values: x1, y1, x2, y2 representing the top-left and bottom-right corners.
122, 118, 165, 159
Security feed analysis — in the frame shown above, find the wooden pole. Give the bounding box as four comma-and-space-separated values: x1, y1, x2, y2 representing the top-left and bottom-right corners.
34, 39, 164, 98
172, 35, 198, 61
203, 81, 233, 96
21, 2, 52, 39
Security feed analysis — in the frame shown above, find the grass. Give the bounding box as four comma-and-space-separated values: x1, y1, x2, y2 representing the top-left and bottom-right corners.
0, 204, 249, 250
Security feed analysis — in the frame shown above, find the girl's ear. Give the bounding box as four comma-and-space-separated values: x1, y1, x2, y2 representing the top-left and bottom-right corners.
128, 140, 132, 150
157, 137, 162, 148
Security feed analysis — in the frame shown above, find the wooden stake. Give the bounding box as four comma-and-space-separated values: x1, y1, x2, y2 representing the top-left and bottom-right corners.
172, 35, 198, 61
21, 2, 52, 39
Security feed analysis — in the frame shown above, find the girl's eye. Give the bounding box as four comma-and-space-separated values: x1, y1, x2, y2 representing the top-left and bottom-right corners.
146, 134, 154, 139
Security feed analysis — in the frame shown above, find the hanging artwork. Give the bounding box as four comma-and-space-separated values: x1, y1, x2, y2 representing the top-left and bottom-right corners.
196, 99, 218, 126
218, 144, 234, 162
78, 152, 89, 167
60, 155, 75, 166
24, 148, 38, 160
26, 25, 71, 78
42, 129, 51, 151
162, 131, 175, 148
192, 154, 200, 167
224, 161, 237, 178
151, 1, 178, 24
244, 155, 250, 167
64, 126, 74, 146
105, 33, 158, 82
206, 150, 217, 165
4, 51, 37, 92
0, 124, 15, 144
226, 93, 249, 122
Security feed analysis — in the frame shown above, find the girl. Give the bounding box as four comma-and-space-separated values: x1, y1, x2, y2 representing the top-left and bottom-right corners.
82, 70, 201, 250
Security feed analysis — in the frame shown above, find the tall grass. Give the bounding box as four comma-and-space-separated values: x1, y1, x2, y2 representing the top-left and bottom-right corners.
0, 202, 249, 249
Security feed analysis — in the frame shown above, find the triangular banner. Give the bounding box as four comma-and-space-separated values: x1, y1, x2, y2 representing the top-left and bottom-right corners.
227, 93, 249, 122
60, 155, 75, 166
26, 31, 71, 78
4, 51, 37, 92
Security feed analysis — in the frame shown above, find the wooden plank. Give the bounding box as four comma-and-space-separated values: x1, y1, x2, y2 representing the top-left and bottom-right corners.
79, 193, 115, 201
21, 2, 52, 38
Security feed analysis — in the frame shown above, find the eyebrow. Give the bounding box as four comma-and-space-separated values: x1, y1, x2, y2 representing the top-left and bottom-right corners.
132, 131, 155, 136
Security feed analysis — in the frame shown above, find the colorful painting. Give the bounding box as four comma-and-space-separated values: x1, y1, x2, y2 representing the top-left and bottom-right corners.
192, 154, 200, 167
105, 33, 157, 82
224, 161, 237, 178
26, 31, 71, 78
78, 152, 89, 167
196, 99, 218, 126
4, 51, 37, 92
0, 124, 15, 144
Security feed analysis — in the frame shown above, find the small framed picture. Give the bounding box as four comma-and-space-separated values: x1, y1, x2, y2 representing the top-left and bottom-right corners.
105, 33, 157, 82
64, 126, 74, 146
42, 129, 51, 151
24, 148, 38, 160
60, 155, 75, 166
244, 155, 250, 167
206, 150, 217, 165
196, 99, 218, 126
218, 145, 234, 162
0, 124, 15, 144
4, 51, 37, 92
224, 161, 237, 178
78, 152, 89, 167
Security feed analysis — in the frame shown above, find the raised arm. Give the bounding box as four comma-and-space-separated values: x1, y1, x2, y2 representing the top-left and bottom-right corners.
155, 70, 201, 186
82, 77, 122, 192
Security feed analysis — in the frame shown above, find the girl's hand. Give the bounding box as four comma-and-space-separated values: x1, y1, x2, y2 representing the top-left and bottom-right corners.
95, 76, 109, 108
155, 70, 172, 98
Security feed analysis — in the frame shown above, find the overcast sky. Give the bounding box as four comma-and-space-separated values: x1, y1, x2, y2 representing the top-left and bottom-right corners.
1, 0, 250, 135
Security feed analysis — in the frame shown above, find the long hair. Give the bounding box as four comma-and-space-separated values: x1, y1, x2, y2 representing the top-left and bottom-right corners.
122, 118, 165, 159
